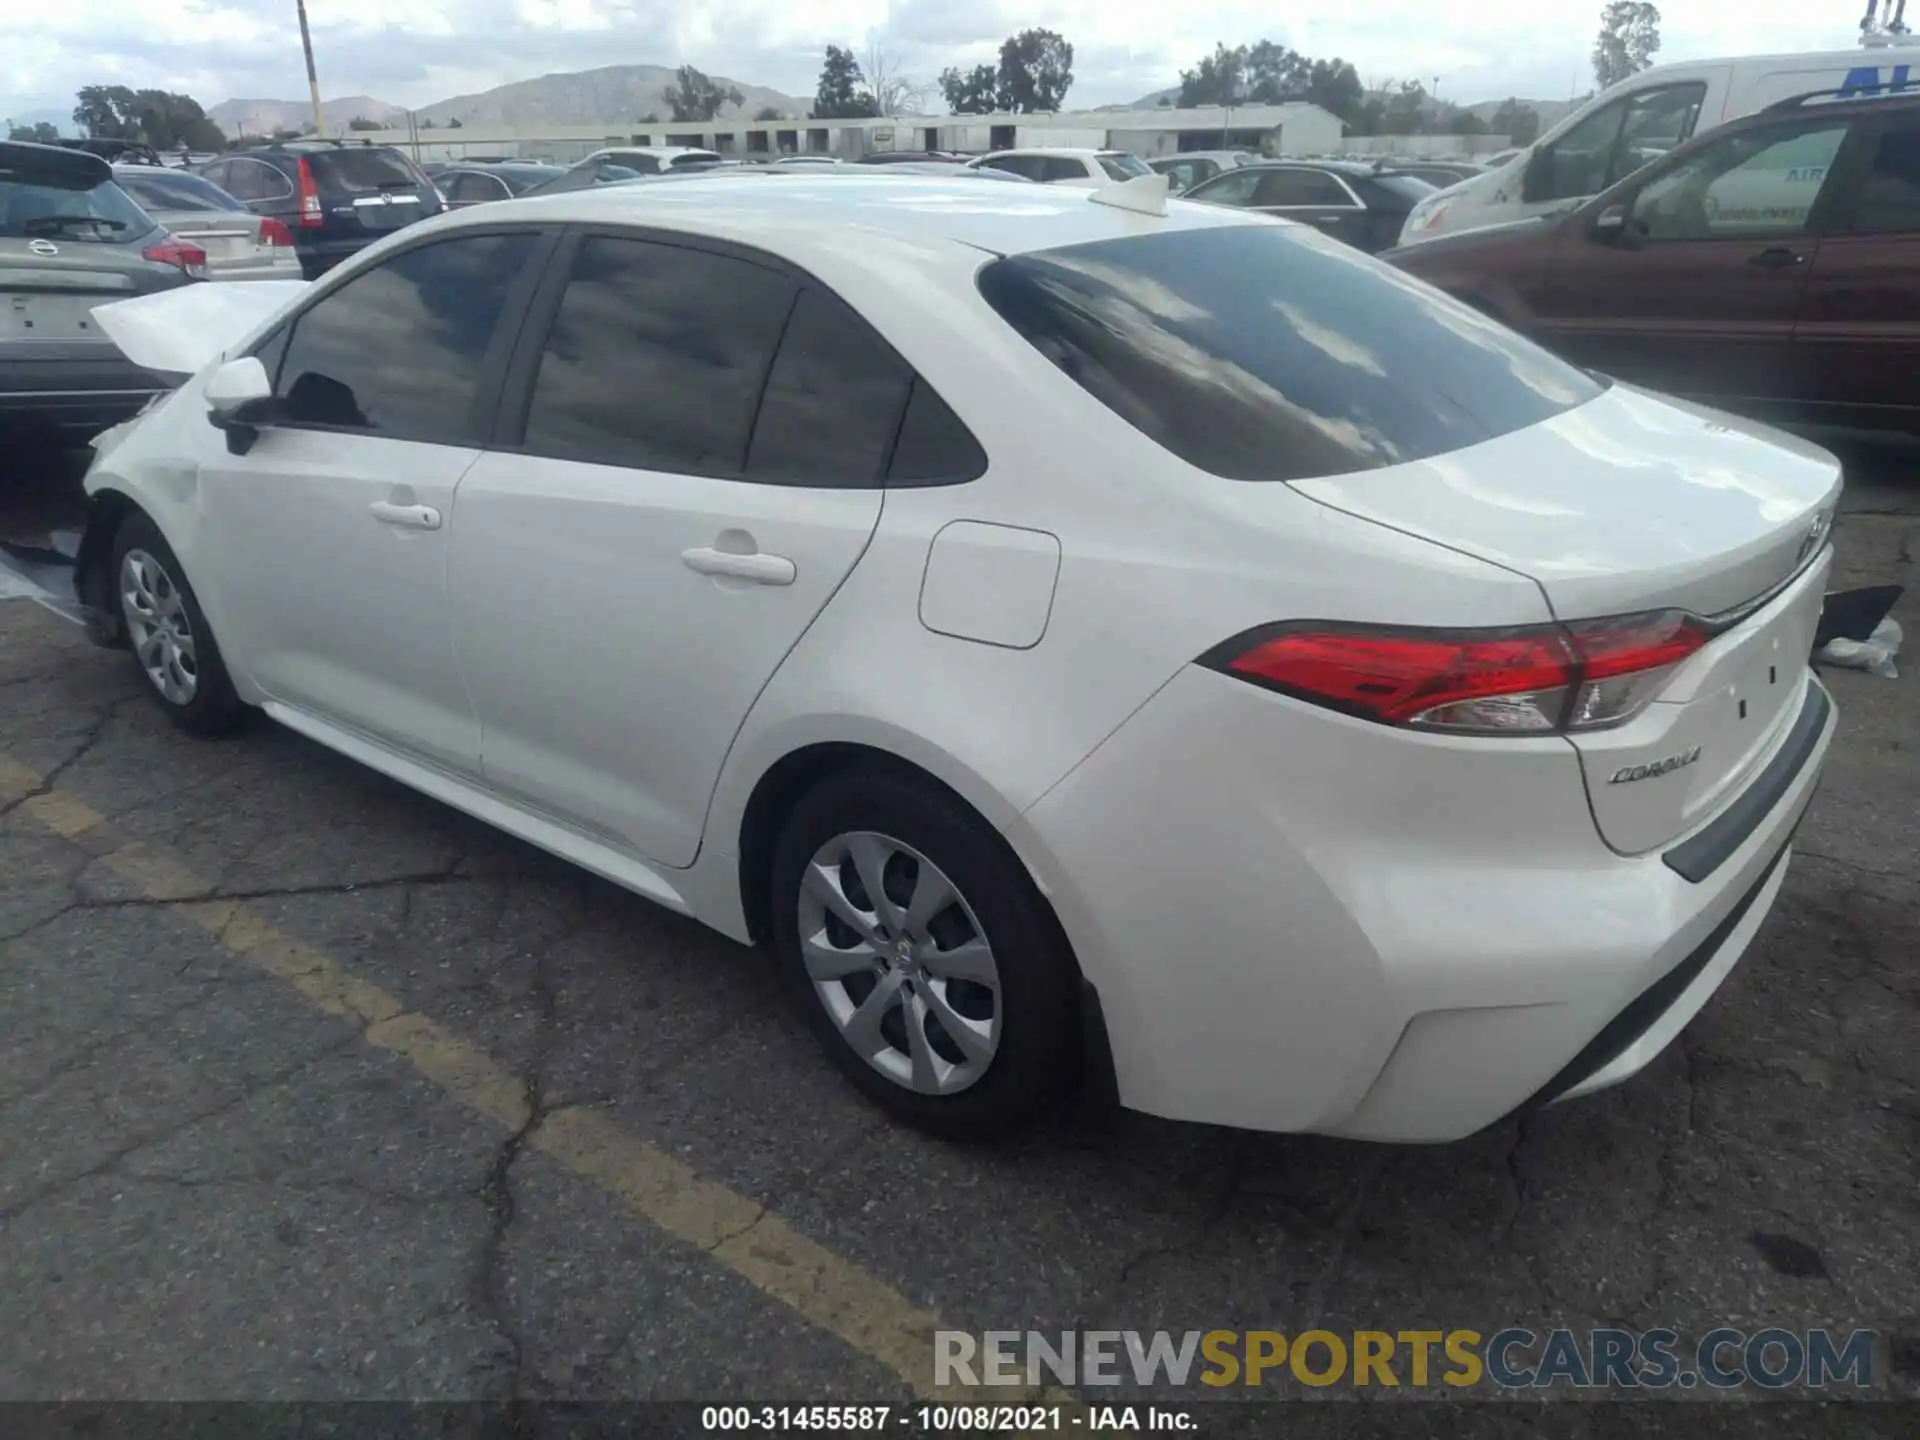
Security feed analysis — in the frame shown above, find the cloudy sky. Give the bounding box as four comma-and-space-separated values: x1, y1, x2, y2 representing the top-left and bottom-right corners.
0, 0, 1879, 124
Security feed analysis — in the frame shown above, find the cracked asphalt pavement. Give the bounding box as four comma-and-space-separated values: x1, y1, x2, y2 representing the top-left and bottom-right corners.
1, 434, 1917, 1420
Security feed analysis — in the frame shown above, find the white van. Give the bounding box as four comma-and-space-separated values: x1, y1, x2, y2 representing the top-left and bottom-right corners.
1397, 45, 1920, 244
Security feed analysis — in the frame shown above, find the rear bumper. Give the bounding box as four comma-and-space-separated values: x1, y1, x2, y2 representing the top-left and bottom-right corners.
1020, 664, 1835, 1142
0, 357, 174, 435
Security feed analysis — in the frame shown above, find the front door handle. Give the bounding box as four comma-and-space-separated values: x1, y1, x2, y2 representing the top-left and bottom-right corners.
369, 501, 442, 530
681, 546, 796, 586
1749, 247, 1806, 269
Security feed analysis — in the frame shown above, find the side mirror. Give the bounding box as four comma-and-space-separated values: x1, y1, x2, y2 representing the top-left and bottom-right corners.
204, 355, 275, 455
205, 355, 272, 416
1592, 203, 1643, 247
1519, 146, 1550, 203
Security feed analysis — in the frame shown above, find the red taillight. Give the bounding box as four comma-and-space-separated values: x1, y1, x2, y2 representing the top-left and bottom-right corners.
295, 157, 323, 228
142, 237, 209, 279
1203, 611, 1713, 735
259, 216, 295, 247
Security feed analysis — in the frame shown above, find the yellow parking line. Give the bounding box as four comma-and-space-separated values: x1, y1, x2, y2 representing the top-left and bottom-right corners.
1, 749, 1065, 1408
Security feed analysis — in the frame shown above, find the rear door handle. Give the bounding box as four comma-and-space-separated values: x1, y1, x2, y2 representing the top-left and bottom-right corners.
681, 547, 796, 586
1749, 247, 1806, 269
369, 501, 442, 530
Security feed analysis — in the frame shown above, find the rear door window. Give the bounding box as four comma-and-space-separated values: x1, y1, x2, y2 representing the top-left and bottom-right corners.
520, 235, 796, 475
985, 155, 1042, 180
977, 224, 1603, 483
1254, 170, 1355, 207
746, 288, 911, 487
1846, 118, 1920, 233
1189, 169, 1262, 206
1629, 117, 1850, 239
1042, 157, 1092, 183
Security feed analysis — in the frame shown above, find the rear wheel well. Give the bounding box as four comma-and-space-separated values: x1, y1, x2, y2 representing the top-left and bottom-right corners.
736, 743, 1073, 968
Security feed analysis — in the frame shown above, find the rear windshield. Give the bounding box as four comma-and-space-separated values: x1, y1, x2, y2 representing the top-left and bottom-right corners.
0, 169, 152, 244
1099, 153, 1152, 180
977, 225, 1603, 483
1371, 173, 1439, 201
309, 149, 424, 192
117, 171, 243, 214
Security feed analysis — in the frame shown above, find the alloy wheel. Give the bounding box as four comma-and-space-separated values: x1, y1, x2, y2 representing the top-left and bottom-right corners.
120, 548, 199, 705
796, 830, 1002, 1095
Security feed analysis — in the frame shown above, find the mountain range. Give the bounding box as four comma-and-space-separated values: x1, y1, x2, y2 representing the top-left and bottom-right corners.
206, 66, 810, 138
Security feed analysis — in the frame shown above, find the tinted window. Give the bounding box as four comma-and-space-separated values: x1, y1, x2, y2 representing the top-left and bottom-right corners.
985, 155, 1042, 180
1849, 121, 1920, 233
1631, 118, 1848, 239
276, 232, 535, 439
1256, 170, 1354, 206
888, 379, 987, 485
1190, 170, 1262, 206
1367, 174, 1438, 203
309, 149, 424, 192
0, 164, 152, 244
118, 171, 244, 213
448, 172, 509, 204
220, 159, 289, 203
978, 226, 1602, 483
1042, 157, 1091, 183
746, 289, 911, 487
522, 236, 795, 474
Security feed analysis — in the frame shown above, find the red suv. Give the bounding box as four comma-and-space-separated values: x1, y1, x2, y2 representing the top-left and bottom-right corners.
1386, 91, 1920, 432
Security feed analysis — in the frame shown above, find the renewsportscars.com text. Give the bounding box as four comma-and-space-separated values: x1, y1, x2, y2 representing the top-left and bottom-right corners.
935, 1327, 1877, 1391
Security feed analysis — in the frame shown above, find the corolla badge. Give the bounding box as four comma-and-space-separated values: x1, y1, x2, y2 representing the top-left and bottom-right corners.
1610, 747, 1702, 784
28, 239, 58, 256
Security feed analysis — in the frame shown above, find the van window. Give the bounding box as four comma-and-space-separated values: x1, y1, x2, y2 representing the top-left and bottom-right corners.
1533, 83, 1707, 203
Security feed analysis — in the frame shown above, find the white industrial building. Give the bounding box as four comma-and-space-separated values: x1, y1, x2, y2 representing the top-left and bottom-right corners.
351, 102, 1345, 166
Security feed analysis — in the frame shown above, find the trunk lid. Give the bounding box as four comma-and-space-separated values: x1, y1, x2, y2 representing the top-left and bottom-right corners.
1291, 383, 1841, 854
89, 278, 307, 374
309, 150, 436, 234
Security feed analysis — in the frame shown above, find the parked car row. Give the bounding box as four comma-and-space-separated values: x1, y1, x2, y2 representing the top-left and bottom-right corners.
1386, 88, 1920, 432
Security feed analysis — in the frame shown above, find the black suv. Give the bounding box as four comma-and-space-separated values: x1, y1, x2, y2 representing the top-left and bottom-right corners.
193, 140, 442, 278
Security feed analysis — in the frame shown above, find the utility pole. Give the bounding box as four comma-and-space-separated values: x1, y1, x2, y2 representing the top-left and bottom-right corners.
296, 0, 324, 137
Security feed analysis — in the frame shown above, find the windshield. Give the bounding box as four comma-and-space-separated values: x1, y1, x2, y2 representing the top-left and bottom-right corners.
309, 149, 425, 192
1099, 153, 1153, 180
977, 224, 1603, 483
116, 171, 244, 214
0, 171, 152, 243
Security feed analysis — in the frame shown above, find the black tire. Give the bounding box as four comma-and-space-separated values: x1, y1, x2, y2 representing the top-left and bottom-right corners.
770, 765, 1080, 1138
110, 511, 246, 735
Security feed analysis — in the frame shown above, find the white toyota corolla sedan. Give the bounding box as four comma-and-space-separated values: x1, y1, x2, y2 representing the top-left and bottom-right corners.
78, 172, 1838, 1142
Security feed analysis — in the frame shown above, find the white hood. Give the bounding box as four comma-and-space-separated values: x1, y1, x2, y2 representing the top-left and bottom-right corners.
91, 280, 308, 374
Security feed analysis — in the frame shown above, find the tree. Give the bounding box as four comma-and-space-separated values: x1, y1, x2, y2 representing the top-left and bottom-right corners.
1452, 110, 1490, 135
814, 45, 880, 119
348, 116, 381, 131
271, 127, 304, 141
864, 38, 927, 116
753, 105, 785, 122
72, 85, 224, 149
996, 28, 1073, 113
447, 117, 463, 128
663, 65, 742, 124
1304, 59, 1366, 125
1593, 1, 1661, 89
7, 120, 61, 143
637, 111, 661, 124
939, 64, 998, 115
1177, 43, 1244, 108
1490, 97, 1541, 144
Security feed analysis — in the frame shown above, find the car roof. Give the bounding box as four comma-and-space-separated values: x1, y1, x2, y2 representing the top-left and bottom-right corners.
594, 145, 718, 159
1153, 150, 1256, 163
980, 147, 1127, 158
467, 170, 1261, 260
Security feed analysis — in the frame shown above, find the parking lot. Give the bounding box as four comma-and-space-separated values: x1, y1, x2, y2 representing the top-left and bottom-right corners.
1, 435, 1917, 1422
